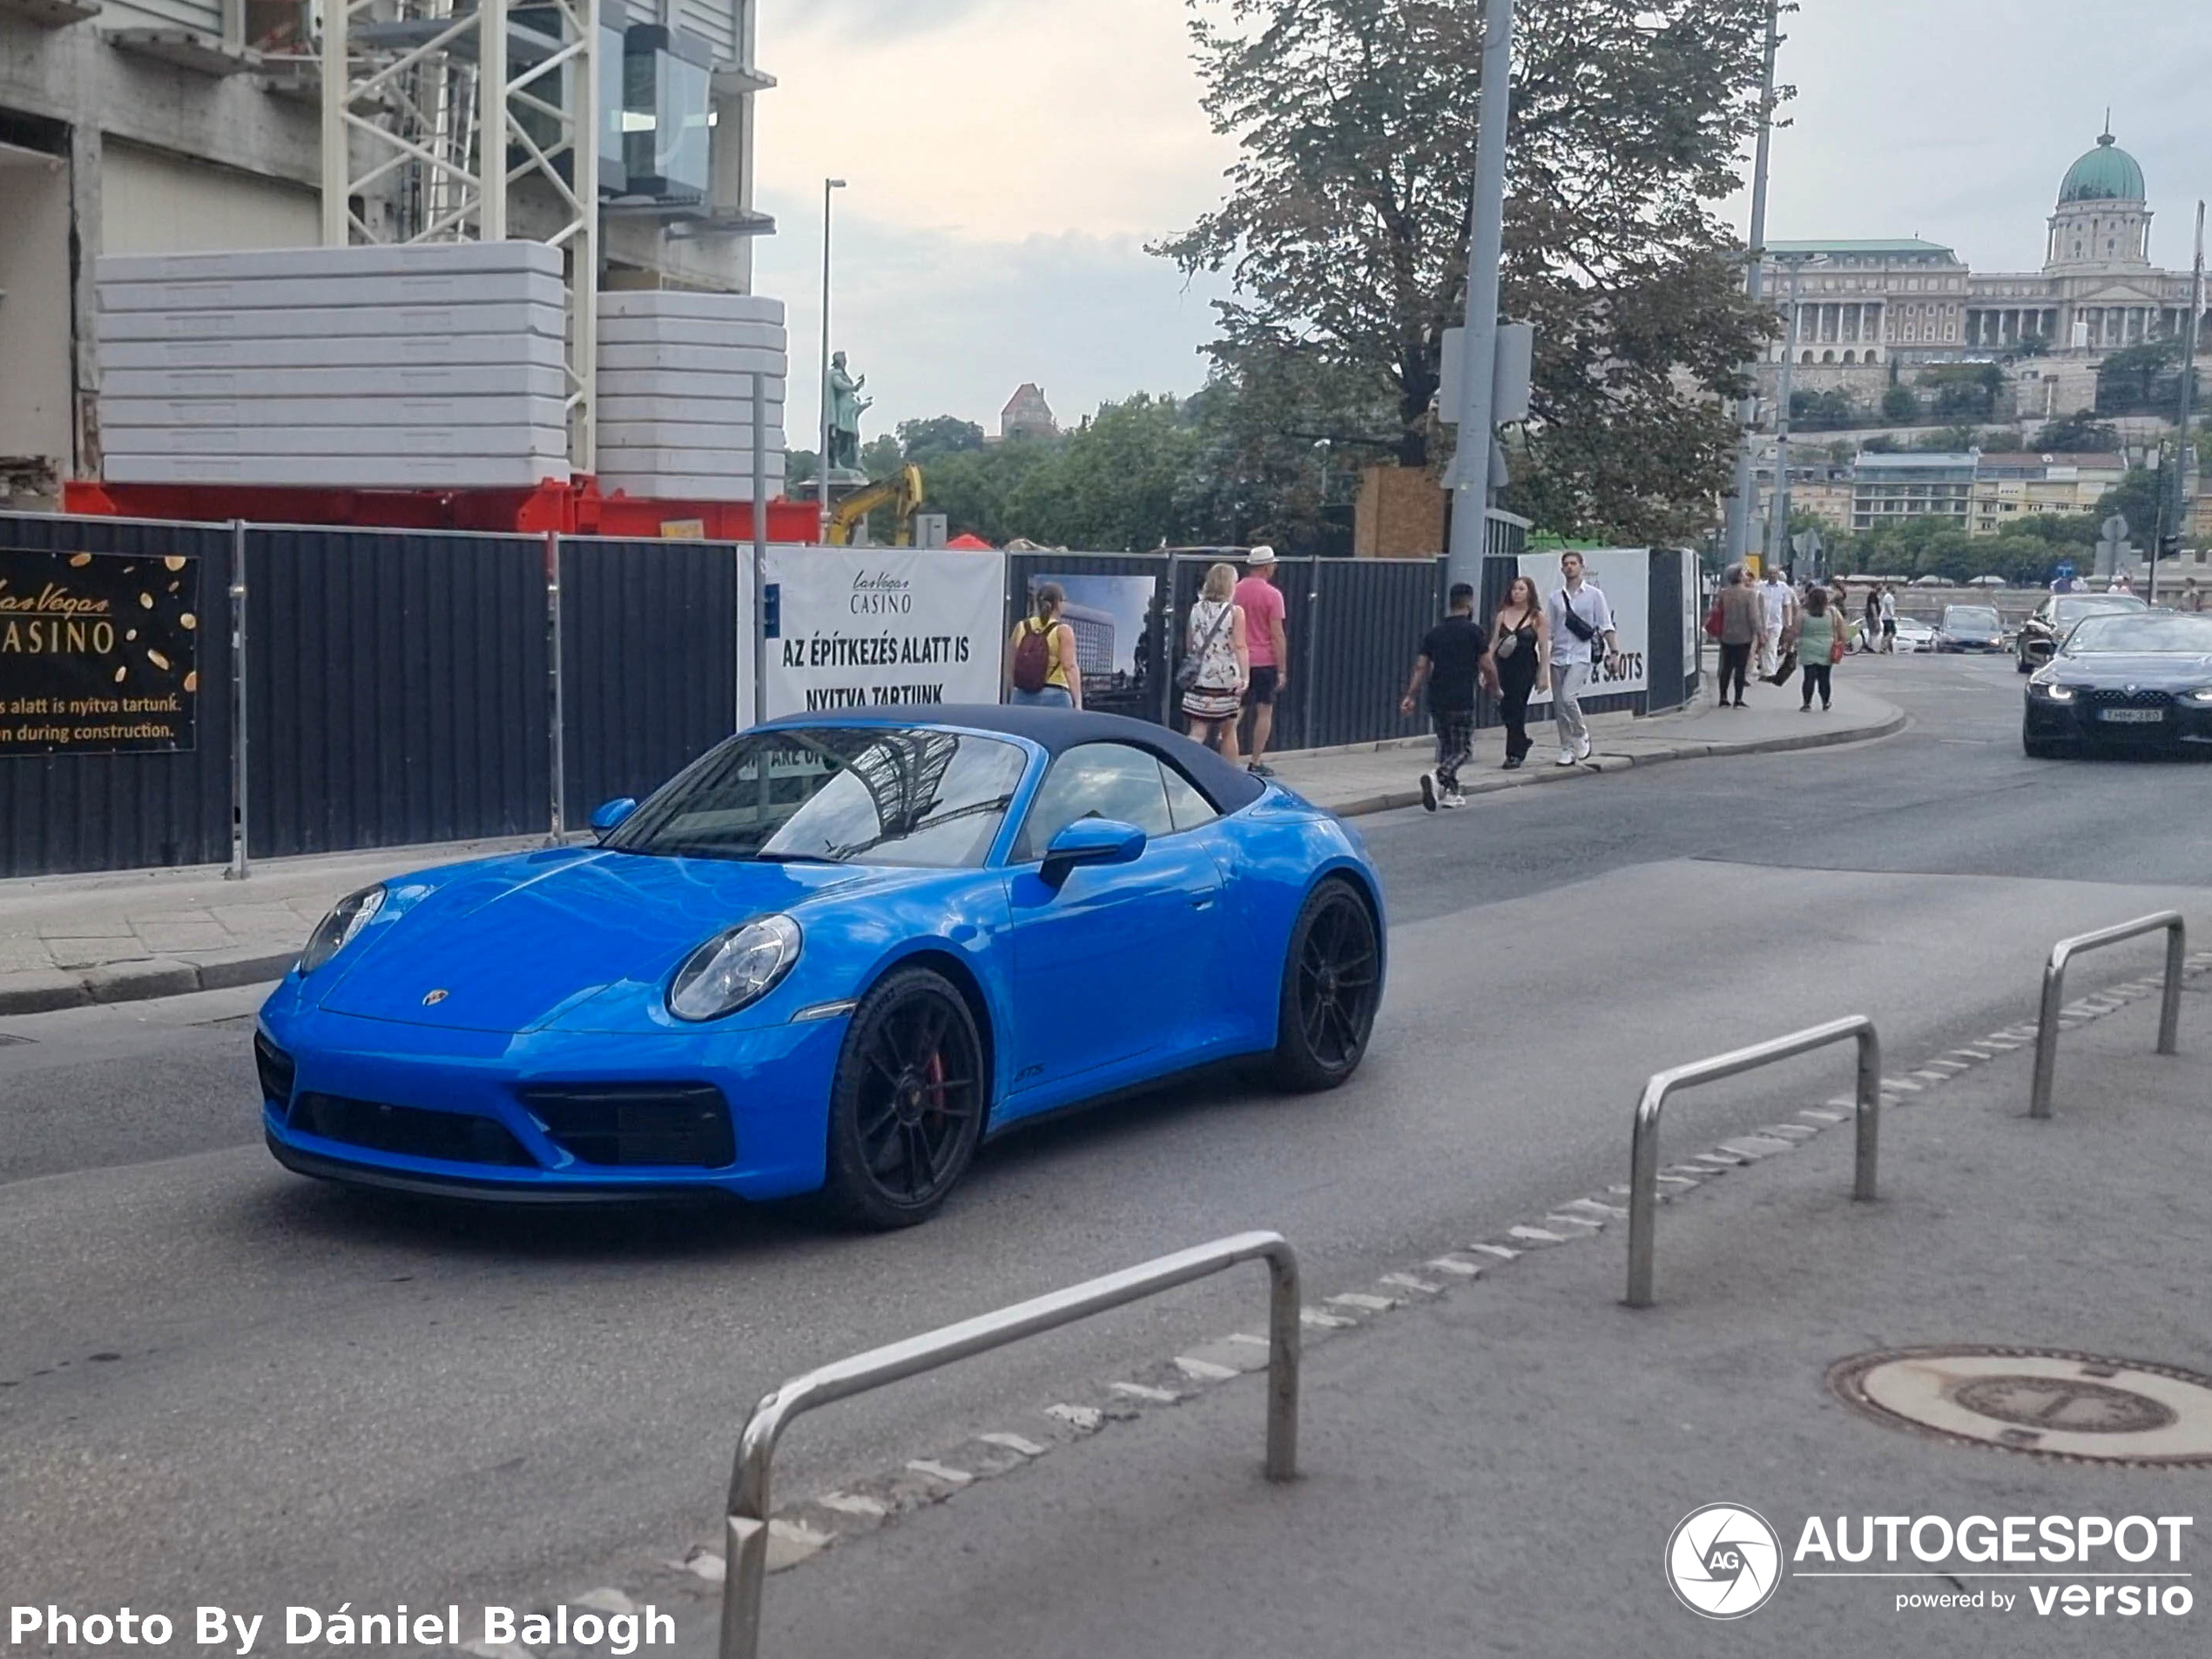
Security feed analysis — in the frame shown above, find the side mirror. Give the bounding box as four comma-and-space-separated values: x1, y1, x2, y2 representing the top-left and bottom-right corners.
589, 797, 638, 839
1040, 819, 1146, 887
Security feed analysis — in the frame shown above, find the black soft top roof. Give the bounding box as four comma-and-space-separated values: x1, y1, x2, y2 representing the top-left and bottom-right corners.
759, 705, 1266, 812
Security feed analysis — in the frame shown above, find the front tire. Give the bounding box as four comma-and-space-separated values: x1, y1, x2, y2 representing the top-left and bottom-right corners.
819, 967, 985, 1229
1271, 880, 1381, 1092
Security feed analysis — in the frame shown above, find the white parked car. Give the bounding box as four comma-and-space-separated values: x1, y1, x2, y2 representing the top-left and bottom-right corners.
1892, 616, 1939, 652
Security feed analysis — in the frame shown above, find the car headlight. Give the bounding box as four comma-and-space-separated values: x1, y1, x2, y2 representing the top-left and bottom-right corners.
2033, 682, 2075, 701
2186, 687, 2212, 705
299, 884, 386, 974
668, 914, 802, 1022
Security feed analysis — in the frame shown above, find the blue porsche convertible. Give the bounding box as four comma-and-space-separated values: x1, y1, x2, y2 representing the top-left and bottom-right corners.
256, 707, 1385, 1225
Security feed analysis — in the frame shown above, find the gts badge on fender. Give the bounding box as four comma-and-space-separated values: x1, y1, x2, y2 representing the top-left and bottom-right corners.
1015, 1063, 1044, 1082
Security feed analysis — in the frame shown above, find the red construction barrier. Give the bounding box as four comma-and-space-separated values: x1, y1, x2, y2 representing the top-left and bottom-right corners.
62, 477, 819, 542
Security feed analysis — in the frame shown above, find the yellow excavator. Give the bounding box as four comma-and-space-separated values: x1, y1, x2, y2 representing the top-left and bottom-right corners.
825, 463, 927, 546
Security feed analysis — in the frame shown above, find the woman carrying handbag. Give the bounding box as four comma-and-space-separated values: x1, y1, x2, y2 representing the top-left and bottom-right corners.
1791, 586, 1844, 711
1179, 562, 1251, 757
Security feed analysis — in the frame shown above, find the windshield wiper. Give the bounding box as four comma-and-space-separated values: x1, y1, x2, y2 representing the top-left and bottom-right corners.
751, 850, 841, 865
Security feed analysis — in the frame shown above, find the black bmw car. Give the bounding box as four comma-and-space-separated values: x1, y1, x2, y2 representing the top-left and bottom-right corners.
2022, 610, 2212, 758
2014, 591, 2147, 671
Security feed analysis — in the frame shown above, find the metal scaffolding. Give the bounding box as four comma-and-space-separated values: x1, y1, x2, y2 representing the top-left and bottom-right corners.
316, 0, 599, 470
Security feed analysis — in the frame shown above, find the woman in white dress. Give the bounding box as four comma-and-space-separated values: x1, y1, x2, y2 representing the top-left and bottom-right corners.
1180, 561, 1250, 759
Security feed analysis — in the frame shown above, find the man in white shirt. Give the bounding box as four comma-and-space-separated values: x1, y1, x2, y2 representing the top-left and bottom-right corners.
1543, 551, 1616, 766
1757, 569, 1795, 678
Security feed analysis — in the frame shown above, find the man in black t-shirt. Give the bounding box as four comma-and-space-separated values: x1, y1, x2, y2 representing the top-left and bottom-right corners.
1399, 583, 1499, 811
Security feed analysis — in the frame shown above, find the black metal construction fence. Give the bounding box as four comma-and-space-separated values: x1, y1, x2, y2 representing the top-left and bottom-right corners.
0, 513, 1693, 879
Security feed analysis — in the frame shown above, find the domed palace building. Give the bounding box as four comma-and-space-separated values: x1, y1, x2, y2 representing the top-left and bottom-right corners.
1753, 128, 2209, 421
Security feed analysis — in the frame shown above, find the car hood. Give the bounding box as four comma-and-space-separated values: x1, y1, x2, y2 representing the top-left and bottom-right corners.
2053, 653, 2212, 686
320, 848, 880, 1032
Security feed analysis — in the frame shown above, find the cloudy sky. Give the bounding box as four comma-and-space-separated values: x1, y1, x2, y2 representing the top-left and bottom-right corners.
752, 1, 2212, 442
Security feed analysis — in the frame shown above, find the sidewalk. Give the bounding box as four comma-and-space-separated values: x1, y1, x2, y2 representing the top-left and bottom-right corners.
657, 968, 2212, 1658
1269, 676, 1904, 818
0, 681, 1904, 1015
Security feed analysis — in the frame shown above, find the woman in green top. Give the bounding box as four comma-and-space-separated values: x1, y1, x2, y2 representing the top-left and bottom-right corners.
1791, 585, 1841, 711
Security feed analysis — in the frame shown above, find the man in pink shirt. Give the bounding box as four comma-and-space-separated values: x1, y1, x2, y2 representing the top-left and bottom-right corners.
1234, 546, 1290, 776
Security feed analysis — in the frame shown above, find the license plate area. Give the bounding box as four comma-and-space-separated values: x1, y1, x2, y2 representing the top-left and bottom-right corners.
2099, 708, 2163, 724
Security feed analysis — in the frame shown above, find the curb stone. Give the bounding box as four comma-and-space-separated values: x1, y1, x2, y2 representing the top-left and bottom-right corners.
0, 948, 299, 1017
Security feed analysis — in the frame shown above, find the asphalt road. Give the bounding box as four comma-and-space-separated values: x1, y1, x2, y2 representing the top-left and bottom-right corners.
3, 653, 2207, 1623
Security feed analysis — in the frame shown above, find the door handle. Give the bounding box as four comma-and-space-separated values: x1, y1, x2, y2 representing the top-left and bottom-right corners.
1190, 894, 1216, 909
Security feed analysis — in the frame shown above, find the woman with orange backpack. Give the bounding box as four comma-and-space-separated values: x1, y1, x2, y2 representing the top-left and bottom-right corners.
1004, 582, 1083, 709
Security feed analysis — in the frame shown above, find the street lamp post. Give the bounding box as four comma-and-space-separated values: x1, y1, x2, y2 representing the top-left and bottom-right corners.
818, 177, 846, 543
1443, 0, 1517, 592
1724, 0, 1783, 570
1764, 253, 1825, 575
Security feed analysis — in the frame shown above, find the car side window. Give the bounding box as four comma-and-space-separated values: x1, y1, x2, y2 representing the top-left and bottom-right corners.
1161, 763, 1220, 833
1015, 743, 1175, 862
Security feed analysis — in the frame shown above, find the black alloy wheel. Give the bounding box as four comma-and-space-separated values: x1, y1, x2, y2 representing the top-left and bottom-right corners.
821, 967, 986, 1228
1272, 880, 1381, 1092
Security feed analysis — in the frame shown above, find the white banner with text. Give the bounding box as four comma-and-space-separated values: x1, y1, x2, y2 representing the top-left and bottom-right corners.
761, 546, 1006, 718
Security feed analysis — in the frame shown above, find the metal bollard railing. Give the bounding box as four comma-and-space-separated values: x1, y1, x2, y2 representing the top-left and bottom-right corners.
1627, 1015, 1881, 1308
718, 1230, 1301, 1659
2029, 912, 2187, 1119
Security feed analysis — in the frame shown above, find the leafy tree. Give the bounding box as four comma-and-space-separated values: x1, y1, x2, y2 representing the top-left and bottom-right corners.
1156, 0, 1779, 543
2033, 410, 2121, 452
2095, 467, 2165, 543
1879, 385, 1919, 425
1790, 388, 1858, 431
895, 415, 987, 459
1913, 424, 1983, 452
2095, 339, 2187, 416
786, 448, 818, 487
860, 434, 904, 482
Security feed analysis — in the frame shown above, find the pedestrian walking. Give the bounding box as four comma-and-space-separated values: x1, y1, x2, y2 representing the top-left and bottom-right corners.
1790, 585, 1844, 711
2184, 577, 2204, 613
1488, 573, 1548, 770
1399, 583, 1500, 810
1757, 567, 1795, 678
1179, 562, 1250, 758
1713, 564, 1761, 706
1004, 582, 1082, 709
1545, 550, 1615, 765
1878, 583, 1898, 652
1233, 546, 1290, 777
1859, 583, 1881, 653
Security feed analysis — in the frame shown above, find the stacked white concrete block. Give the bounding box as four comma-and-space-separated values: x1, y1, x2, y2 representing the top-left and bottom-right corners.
595, 291, 787, 502
96, 244, 571, 489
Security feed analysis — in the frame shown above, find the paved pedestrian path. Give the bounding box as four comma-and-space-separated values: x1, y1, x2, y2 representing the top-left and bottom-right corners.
0, 678, 1903, 1014
1269, 676, 1903, 818
656, 971, 2212, 1659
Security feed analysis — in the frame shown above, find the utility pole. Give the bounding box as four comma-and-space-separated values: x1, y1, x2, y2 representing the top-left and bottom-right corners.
1723, 0, 1782, 570
1444, 0, 1517, 593
1764, 254, 1822, 575
2161, 199, 2206, 603
818, 177, 846, 543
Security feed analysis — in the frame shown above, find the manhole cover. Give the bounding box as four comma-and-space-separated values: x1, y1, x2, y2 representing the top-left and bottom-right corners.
1829, 1347, 2212, 1466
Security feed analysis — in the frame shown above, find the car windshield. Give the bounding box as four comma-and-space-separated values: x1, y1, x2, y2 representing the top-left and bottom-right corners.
2054, 595, 2147, 624
604, 727, 1029, 867
2062, 614, 2212, 655
1944, 607, 2000, 630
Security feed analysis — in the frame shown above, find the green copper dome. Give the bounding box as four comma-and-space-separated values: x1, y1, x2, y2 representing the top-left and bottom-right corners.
2059, 132, 2145, 204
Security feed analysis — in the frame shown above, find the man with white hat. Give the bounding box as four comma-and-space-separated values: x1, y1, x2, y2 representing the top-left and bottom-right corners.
1234, 545, 1290, 776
